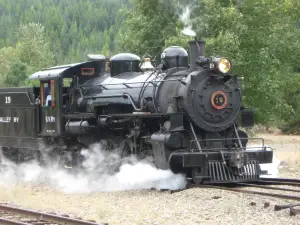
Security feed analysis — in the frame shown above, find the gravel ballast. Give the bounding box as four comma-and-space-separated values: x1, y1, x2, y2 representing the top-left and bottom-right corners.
0, 184, 299, 225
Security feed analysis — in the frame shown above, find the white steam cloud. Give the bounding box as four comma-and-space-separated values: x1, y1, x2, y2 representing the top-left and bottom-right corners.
179, 5, 197, 37
0, 144, 187, 193
0, 141, 282, 193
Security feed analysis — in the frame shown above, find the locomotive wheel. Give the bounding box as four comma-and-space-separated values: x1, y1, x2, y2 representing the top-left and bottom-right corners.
66, 143, 88, 172
64, 138, 136, 175
76, 138, 135, 175
110, 139, 135, 173
119, 139, 133, 158
191, 167, 204, 185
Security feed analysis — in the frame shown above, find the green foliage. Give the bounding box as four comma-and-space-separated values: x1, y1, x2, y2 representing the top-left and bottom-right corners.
4, 59, 27, 87
0, 0, 130, 88
116, 0, 181, 60
0, 22, 55, 87
0, 0, 130, 63
16, 23, 54, 72
0, 46, 17, 86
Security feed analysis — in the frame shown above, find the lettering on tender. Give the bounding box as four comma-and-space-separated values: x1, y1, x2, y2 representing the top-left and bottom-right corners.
45, 116, 56, 123
0, 117, 19, 123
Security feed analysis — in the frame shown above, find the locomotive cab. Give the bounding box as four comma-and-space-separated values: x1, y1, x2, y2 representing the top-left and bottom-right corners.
29, 57, 107, 137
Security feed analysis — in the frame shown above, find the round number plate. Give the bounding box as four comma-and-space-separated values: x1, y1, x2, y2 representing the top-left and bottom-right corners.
211, 91, 228, 109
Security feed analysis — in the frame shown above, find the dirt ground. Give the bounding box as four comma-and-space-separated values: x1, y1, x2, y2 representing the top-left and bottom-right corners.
252, 132, 300, 178
254, 133, 300, 161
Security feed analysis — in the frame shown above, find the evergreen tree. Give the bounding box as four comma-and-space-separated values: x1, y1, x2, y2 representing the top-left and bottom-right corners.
4, 59, 27, 87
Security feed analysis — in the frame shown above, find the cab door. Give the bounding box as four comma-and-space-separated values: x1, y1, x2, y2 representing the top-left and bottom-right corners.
39, 78, 62, 136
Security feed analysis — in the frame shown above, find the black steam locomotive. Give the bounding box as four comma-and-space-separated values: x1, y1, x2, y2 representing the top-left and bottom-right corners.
0, 38, 273, 184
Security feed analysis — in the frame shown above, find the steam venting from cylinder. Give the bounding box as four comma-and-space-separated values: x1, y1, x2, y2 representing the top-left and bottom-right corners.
188, 39, 206, 69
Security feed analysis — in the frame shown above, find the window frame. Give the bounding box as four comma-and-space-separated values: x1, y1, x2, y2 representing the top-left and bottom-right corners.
40, 80, 56, 108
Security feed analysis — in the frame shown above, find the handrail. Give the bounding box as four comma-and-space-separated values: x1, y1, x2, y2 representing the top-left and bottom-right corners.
79, 78, 187, 90
189, 146, 272, 152
189, 137, 268, 152
83, 93, 144, 111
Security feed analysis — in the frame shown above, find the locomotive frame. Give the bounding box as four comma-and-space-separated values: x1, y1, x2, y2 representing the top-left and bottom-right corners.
0, 38, 273, 184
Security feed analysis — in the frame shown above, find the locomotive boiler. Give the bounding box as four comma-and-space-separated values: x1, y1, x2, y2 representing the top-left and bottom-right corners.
0, 38, 273, 184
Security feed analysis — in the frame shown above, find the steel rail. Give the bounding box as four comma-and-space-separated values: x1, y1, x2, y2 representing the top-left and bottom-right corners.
199, 185, 300, 201
0, 217, 30, 225
259, 177, 300, 183
0, 204, 103, 225
237, 182, 300, 193
254, 177, 300, 187
251, 180, 300, 187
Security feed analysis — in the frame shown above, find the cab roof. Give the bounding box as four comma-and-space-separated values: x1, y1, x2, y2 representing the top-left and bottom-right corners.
29, 59, 106, 80
29, 62, 86, 80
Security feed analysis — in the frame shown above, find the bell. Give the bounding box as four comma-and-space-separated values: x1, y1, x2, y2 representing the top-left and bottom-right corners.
140, 58, 154, 71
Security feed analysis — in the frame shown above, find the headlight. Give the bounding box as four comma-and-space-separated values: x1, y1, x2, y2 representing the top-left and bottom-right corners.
218, 58, 231, 73
210, 57, 231, 74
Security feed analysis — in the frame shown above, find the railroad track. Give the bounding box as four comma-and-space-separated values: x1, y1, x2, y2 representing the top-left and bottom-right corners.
251, 177, 300, 187
157, 177, 300, 216
179, 177, 300, 216
0, 203, 105, 225
188, 178, 300, 200
236, 177, 300, 194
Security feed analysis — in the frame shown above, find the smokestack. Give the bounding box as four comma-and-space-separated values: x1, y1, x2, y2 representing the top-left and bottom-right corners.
188, 40, 206, 69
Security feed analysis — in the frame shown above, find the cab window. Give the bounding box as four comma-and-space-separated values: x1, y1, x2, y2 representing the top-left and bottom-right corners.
40, 80, 55, 108
63, 78, 73, 87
